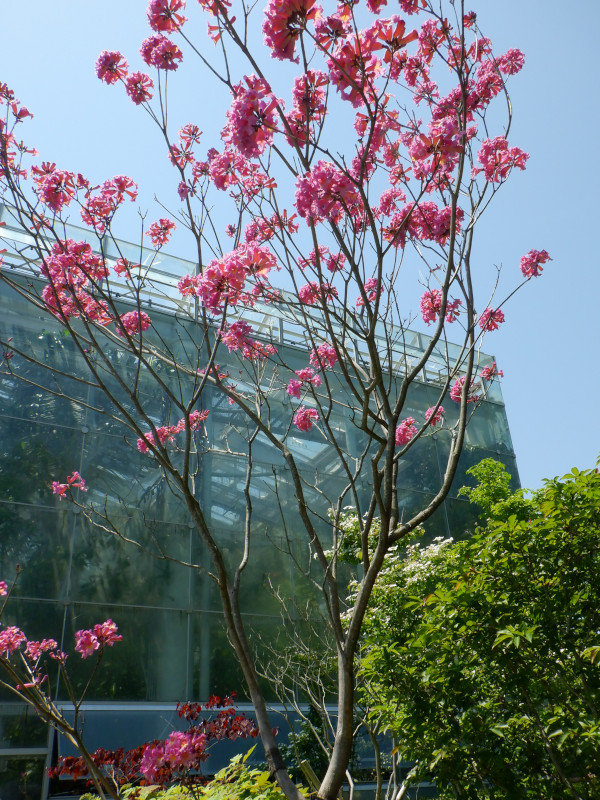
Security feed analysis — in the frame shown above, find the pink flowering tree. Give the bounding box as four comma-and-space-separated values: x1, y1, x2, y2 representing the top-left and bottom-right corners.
0, 577, 124, 800
0, 1, 548, 798
0, 575, 259, 799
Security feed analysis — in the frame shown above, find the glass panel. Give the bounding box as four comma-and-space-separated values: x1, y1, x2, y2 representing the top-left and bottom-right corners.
191, 614, 289, 703
0, 506, 72, 600
72, 517, 193, 608
61, 605, 191, 702
0, 755, 46, 800
0, 704, 48, 748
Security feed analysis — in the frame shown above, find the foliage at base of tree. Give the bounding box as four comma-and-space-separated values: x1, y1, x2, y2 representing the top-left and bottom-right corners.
360, 460, 600, 799
84, 749, 306, 800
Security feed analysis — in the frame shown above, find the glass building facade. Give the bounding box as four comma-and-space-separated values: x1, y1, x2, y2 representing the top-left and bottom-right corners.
0, 208, 518, 798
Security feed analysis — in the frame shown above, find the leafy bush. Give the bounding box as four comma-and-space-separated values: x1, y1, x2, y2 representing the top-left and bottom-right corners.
360, 461, 600, 799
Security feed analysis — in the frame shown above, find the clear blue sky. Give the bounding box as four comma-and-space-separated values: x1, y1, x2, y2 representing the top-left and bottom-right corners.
1, 0, 598, 490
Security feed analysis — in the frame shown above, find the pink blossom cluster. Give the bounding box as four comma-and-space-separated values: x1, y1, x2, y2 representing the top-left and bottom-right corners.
31, 166, 79, 214
474, 136, 528, 183
520, 249, 551, 278
244, 209, 298, 245
356, 277, 380, 308
287, 367, 321, 398
480, 361, 504, 381
125, 72, 154, 105
401, 116, 466, 189
140, 731, 207, 782
220, 320, 276, 360
96, 51, 128, 85
478, 306, 505, 332
178, 244, 276, 313
113, 258, 137, 278
74, 619, 122, 659
140, 34, 183, 70
425, 405, 444, 426
496, 48, 525, 76
52, 471, 87, 500
81, 175, 138, 232
146, 218, 177, 248
41, 237, 112, 324
206, 147, 274, 199
295, 161, 363, 224
24, 639, 58, 662
167, 124, 204, 199
137, 409, 209, 453
0, 581, 7, 596
222, 76, 279, 159
297, 281, 338, 306
298, 246, 346, 274
285, 70, 328, 146
293, 406, 319, 432
395, 417, 417, 446
263, 0, 321, 62
0, 626, 27, 657
450, 376, 481, 404
147, 0, 187, 33
117, 310, 152, 338
309, 342, 337, 370
313, 13, 350, 52
384, 202, 463, 249
420, 289, 462, 325
327, 24, 400, 108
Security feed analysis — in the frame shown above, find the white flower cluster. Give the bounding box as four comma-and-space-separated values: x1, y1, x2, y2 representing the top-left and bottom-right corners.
401, 536, 454, 586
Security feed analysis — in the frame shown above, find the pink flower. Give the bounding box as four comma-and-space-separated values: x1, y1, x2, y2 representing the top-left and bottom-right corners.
420, 288, 442, 325
309, 342, 337, 370
398, 0, 423, 13
164, 730, 206, 769
478, 306, 505, 332
298, 281, 338, 305
137, 410, 209, 453
425, 406, 444, 426
496, 48, 525, 76
293, 406, 319, 432
286, 379, 302, 398
0, 626, 26, 656
288, 368, 321, 398
125, 72, 154, 105
52, 481, 68, 499
294, 367, 319, 385
356, 277, 379, 308
295, 161, 363, 224
395, 417, 417, 446
52, 471, 87, 498
474, 136, 528, 183
450, 376, 480, 404
0, 581, 7, 596
222, 75, 279, 159
117, 310, 152, 337
24, 639, 58, 661
146, 218, 176, 247
74, 629, 99, 659
96, 51, 128, 85
140, 743, 165, 782
262, 0, 322, 62
445, 298, 462, 323
147, 0, 187, 33
66, 472, 85, 491
520, 249, 551, 278
480, 361, 504, 381
140, 34, 183, 70
93, 619, 123, 646
35, 169, 77, 214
